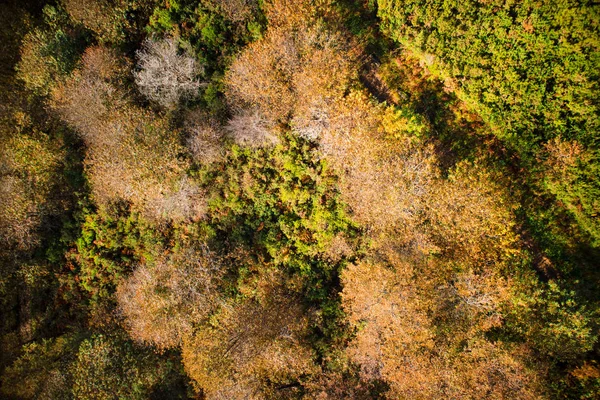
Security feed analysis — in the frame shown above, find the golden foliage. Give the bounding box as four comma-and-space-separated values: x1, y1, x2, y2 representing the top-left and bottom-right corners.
341, 261, 435, 382
424, 161, 522, 268
0, 125, 64, 250
319, 88, 522, 268
182, 270, 316, 398
319, 91, 439, 257
331, 90, 535, 396
225, 10, 357, 126
341, 261, 544, 399
62, 0, 147, 44
262, 0, 317, 28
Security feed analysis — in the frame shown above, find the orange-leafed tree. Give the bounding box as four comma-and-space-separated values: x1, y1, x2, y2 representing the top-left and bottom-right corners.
225, 5, 357, 128
51, 46, 204, 221
182, 269, 317, 398
117, 245, 224, 350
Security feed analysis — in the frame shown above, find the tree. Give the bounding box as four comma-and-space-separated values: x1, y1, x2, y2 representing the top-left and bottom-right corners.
71, 334, 173, 400
134, 37, 203, 110
377, 0, 600, 244
423, 160, 522, 269
16, 5, 84, 97
209, 0, 259, 23
51, 45, 204, 221
225, 108, 280, 148
0, 125, 65, 252
341, 261, 544, 399
0, 335, 79, 400
505, 277, 598, 362
225, 13, 356, 125
117, 244, 224, 350
71, 202, 164, 305
541, 137, 600, 245
182, 270, 316, 398
184, 109, 225, 164
318, 90, 439, 250
62, 0, 154, 45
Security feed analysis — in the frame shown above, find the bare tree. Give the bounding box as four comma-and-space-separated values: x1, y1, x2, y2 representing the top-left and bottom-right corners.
209, 0, 258, 22
225, 109, 280, 148
184, 109, 225, 164
291, 106, 330, 141
134, 37, 203, 109
147, 176, 207, 222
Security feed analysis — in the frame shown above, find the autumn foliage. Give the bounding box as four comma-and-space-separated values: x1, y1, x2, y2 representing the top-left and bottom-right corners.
1, 1, 599, 399
51, 46, 204, 222
117, 245, 223, 350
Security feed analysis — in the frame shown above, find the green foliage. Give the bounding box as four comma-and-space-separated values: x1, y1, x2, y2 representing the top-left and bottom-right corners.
204, 133, 362, 360
542, 146, 600, 247
381, 105, 428, 139
72, 334, 179, 400
2, 332, 189, 400
71, 203, 164, 303
144, 0, 266, 113
207, 133, 360, 299
378, 0, 600, 244
378, 0, 600, 144
16, 5, 86, 96
146, 0, 265, 72
506, 277, 598, 362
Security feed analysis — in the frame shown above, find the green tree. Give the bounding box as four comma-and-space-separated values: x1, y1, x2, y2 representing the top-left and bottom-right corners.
72, 334, 178, 400
16, 5, 86, 96
377, 0, 600, 243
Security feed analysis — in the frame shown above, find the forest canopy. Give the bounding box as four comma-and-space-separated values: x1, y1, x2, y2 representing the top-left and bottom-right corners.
1, 0, 599, 399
